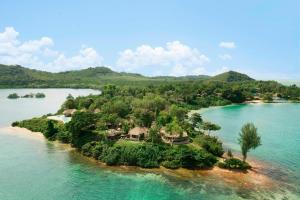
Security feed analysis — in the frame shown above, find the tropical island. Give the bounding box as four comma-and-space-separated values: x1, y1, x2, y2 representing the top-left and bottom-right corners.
10, 66, 299, 171
7, 92, 46, 99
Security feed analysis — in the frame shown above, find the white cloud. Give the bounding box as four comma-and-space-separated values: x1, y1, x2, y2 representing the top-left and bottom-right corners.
219, 42, 236, 49
219, 54, 232, 60
213, 66, 230, 75
0, 27, 103, 71
47, 47, 103, 71
116, 41, 209, 76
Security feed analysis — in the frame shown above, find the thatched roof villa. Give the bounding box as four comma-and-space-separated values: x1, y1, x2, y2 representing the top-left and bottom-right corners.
160, 128, 189, 144
106, 129, 123, 140
63, 109, 77, 117
128, 127, 149, 141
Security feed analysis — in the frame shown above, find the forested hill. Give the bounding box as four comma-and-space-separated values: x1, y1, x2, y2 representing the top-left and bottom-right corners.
208, 71, 254, 82
0, 64, 215, 89
0, 64, 261, 89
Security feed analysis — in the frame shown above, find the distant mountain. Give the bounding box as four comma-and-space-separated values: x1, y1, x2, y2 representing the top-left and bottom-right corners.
209, 71, 254, 82
0, 64, 210, 88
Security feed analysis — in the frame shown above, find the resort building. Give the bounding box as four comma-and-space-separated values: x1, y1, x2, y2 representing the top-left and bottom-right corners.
63, 109, 77, 117
106, 129, 123, 140
160, 128, 189, 144
128, 127, 149, 141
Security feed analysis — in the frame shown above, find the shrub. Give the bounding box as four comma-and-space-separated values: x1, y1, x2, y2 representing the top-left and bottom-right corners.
218, 158, 251, 170
161, 160, 181, 169
11, 121, 19, 127
194, 135, 224, 157
35, 93, 46, 98
7, 93, 19, 99
56, 131, 71, 143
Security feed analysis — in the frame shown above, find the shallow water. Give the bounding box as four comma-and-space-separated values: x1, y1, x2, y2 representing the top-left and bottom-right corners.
0, 89, 299, 199
202, 103, 300, 199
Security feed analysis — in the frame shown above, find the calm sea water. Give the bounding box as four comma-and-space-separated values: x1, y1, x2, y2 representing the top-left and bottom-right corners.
202, 103, 300, 199
0, 89, 299, 200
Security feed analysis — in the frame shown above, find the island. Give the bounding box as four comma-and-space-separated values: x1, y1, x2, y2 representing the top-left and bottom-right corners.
11, 71, 300, 170
7, 92, 46, 99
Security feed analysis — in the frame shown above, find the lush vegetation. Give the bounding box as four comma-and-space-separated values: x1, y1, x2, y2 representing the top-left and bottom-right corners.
218, 158, 251, 170
7, 93, 20, 99
13, 82, 233, 169
9, 65, 299, 170
7, 92, 46, 99
1, 65, 300, 104
35, 92, 46, 98
12, 117, 70, 142
0, 64, 208, 89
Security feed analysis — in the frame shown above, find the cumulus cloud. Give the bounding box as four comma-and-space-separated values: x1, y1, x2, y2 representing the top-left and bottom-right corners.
116, 41, 209, 76
219, 54, 232, 60
0, 27, 103, 71
219, 41, 236, 49
47, 47, 103, 71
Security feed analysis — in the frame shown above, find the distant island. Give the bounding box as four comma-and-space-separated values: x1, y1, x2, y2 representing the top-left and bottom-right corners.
7, 92, 46, 99
11, 70, 299, 170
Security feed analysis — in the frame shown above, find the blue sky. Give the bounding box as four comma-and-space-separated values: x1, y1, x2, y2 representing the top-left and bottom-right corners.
0, 0, 299, 79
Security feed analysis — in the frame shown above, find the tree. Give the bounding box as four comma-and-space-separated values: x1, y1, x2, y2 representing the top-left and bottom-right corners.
66, 112, 97, 148
147, 127, 162, 144
64, 98, 76, 109
190, 113, 203, 128
169, 105, 187, 121
201, 122, 221, 135
238, 123, 261, 162
44, 120, 56, 139
102, 84, 118, 97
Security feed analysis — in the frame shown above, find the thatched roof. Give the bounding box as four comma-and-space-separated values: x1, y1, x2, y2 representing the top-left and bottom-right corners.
63, 109, 77, 116
107, 129, 123, 136
128, 127, 149, 136
160, 128, 188, 139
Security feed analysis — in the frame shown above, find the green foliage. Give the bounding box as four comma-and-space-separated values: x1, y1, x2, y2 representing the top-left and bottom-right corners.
165, 117, 183, 136
209, 71, 254, 82
227, 149, 233, 158
238, 123, 261, 161
146, 127, 162, 144
201, 121, 221, 134
44, 120, 57, 140
35, 92, 46, 98
169, 105, 187, 121
163, 145, 217, 169
64, 98, 76, 109
261, 93, 273, 102
190, 113, 203, 128
194, 134, 224, 157
218, 158, 251, 170
81, 141, 217, 169
14, 117, 49, 133
66, 111, 97, 148
7, 93, 19, 99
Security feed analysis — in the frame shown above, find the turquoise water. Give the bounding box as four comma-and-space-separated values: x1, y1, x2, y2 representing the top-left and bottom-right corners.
0, 89, 299, 199
202, 103, 300, 198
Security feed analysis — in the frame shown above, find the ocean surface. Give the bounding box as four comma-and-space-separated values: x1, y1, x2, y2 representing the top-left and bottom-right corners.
0, 89, 299, 200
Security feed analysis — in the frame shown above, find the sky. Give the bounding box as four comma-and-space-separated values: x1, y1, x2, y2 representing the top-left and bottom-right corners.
0, 0, 299, 79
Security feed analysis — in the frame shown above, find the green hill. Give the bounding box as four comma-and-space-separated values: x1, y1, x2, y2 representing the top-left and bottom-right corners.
0, 64, 210, 89
209, 71, 254, 82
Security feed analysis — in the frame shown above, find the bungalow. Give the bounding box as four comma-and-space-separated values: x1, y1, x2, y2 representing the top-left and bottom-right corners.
128, 127, 149, 141
106, 129, 123, 140
63, 109, 77, 117
160, 128, 189, 145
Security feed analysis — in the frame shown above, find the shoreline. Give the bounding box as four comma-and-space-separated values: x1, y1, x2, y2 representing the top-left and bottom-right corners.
3, 125, 279, 190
